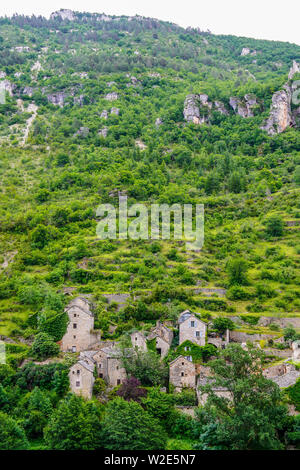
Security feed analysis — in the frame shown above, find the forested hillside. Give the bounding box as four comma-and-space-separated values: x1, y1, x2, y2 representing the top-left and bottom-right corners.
0, 9, 300, 450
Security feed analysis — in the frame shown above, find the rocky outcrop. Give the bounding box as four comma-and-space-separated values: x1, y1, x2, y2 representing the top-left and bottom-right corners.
0, 71, 6, 79
184, 94, 233, 124
214, 101, 229, 115
47, 92, 66, 107
100, 110, 108, 119
73, 127, 89, 138
98, 127, 108, 138
155, 117, 163, 128
110, 107, 120, 115
50, 9, 76, 21
105, 92, 118, 101
241, 48, 257, 56
0, 79, 15, 97
288, 60, 300, 80
229, 94, 259, 117
261, 85, 293, 135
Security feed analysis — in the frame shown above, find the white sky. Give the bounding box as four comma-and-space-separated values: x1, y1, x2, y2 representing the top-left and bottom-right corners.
0, 0, 299, 45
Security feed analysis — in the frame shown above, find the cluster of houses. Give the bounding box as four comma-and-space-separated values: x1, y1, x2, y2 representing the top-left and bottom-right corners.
61, 297, 300, 401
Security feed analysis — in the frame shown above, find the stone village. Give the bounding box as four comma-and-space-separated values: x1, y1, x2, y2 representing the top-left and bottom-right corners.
60, 296, 300, 402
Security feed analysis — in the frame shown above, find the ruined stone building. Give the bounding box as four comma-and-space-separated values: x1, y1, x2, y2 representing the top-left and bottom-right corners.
79, 346, 127, 387
169, 355, 196, 392
69, 360, 95, 400
130, 321, 173, 358
130, 331, 147, 351
61, 297, 101, 353
178, 310, 206, 347
147, 321, 173, 358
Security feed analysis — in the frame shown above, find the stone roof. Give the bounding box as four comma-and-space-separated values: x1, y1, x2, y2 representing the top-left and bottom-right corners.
178, 311, 206, 326
74, 360, 94, 374
80, 350, 97, 360
65, 296, 93, 317
169, 355, 194, 366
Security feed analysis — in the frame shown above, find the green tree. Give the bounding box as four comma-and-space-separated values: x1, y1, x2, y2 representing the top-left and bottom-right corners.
121, 349, 168, 386
265, 215, 284, 237
212, 317, 235, 334
227, 258, 248, 285
102, 397, 167, 450
195, 343, 289, 450
31, 332, 60, 361
0, 412, 29, 450
44, 394, 103, 450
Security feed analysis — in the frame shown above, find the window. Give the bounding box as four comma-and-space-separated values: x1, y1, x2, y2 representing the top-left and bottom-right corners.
99, 373, 103, 378
98, 363, 102, 368
72, 346, 76, 352
73, 323, 77, 329
181, 372, 184, 377
76, 381, 80, 387
117, 379, 121, 385
182, 362, 184, 366
73, 335, 76, 339
74, 314, 77, 317
116, 366, 119, 370
190, 321, 195, 327
77, 370, 80, 374
72, 371, 75, 375
195, 331, 200, 338
135, 337, 138, 341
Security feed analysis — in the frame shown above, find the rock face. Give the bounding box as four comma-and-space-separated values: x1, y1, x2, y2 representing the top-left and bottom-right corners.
100, 110, 108, 119
105, 92, 118, 101
241, 48, 257, 56
229, 94, 259, 117
0, 79, 15, 97
74, 127, 89, 138
288, 60, 300, 80
155, 117, 163, 128
214, 101, 229, 115
47, 92, 66, 107
183, 94, 213, 124
98, 127, 108, 138
50, 9, 76, 21
110, 107, 120, 115
241, 47, 250, 56
261, 85, 293, 135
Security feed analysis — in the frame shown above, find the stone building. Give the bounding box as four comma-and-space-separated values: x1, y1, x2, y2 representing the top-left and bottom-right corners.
92, 347, 127, 387
292, 341, 300, 362
130, 331, 147, 351
69, 360, 95, 400
178, 311, 206, 347
61, 297, 100, 353
130, 321, 173, 358
169, 355, 196, 392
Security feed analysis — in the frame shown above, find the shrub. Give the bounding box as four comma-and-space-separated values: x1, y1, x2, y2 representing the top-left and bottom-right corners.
30, 332, 60, 361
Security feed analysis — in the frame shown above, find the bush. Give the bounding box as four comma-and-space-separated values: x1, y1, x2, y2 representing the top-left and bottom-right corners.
30, 333, 60, 361
265, 215, 284, 237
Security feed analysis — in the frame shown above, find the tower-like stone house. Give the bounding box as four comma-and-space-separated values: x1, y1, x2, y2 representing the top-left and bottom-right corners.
69, 360, 95, 400
169, 355, 196, 391
61, 297, 100, 352
178, 311, 206, 347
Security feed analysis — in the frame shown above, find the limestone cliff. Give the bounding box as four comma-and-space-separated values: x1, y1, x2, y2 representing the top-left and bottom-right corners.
50, 9, 76, 21
261, 85, 293, 135
229, 94, 259, 118
183, 94, 227, 124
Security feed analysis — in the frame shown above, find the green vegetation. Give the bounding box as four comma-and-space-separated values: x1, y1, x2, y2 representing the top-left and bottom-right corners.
0, 9, 299, 451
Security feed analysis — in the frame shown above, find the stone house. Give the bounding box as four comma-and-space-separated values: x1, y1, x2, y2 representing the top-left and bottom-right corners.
61, 297, 100, 353
130, 321, 173, 358
130, 331, 147, 351
178, 311, 206, 347
69, 360, 95, 400
169, 355, 196, 392
92, 347, 127, 387
147, 321, 173, 358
